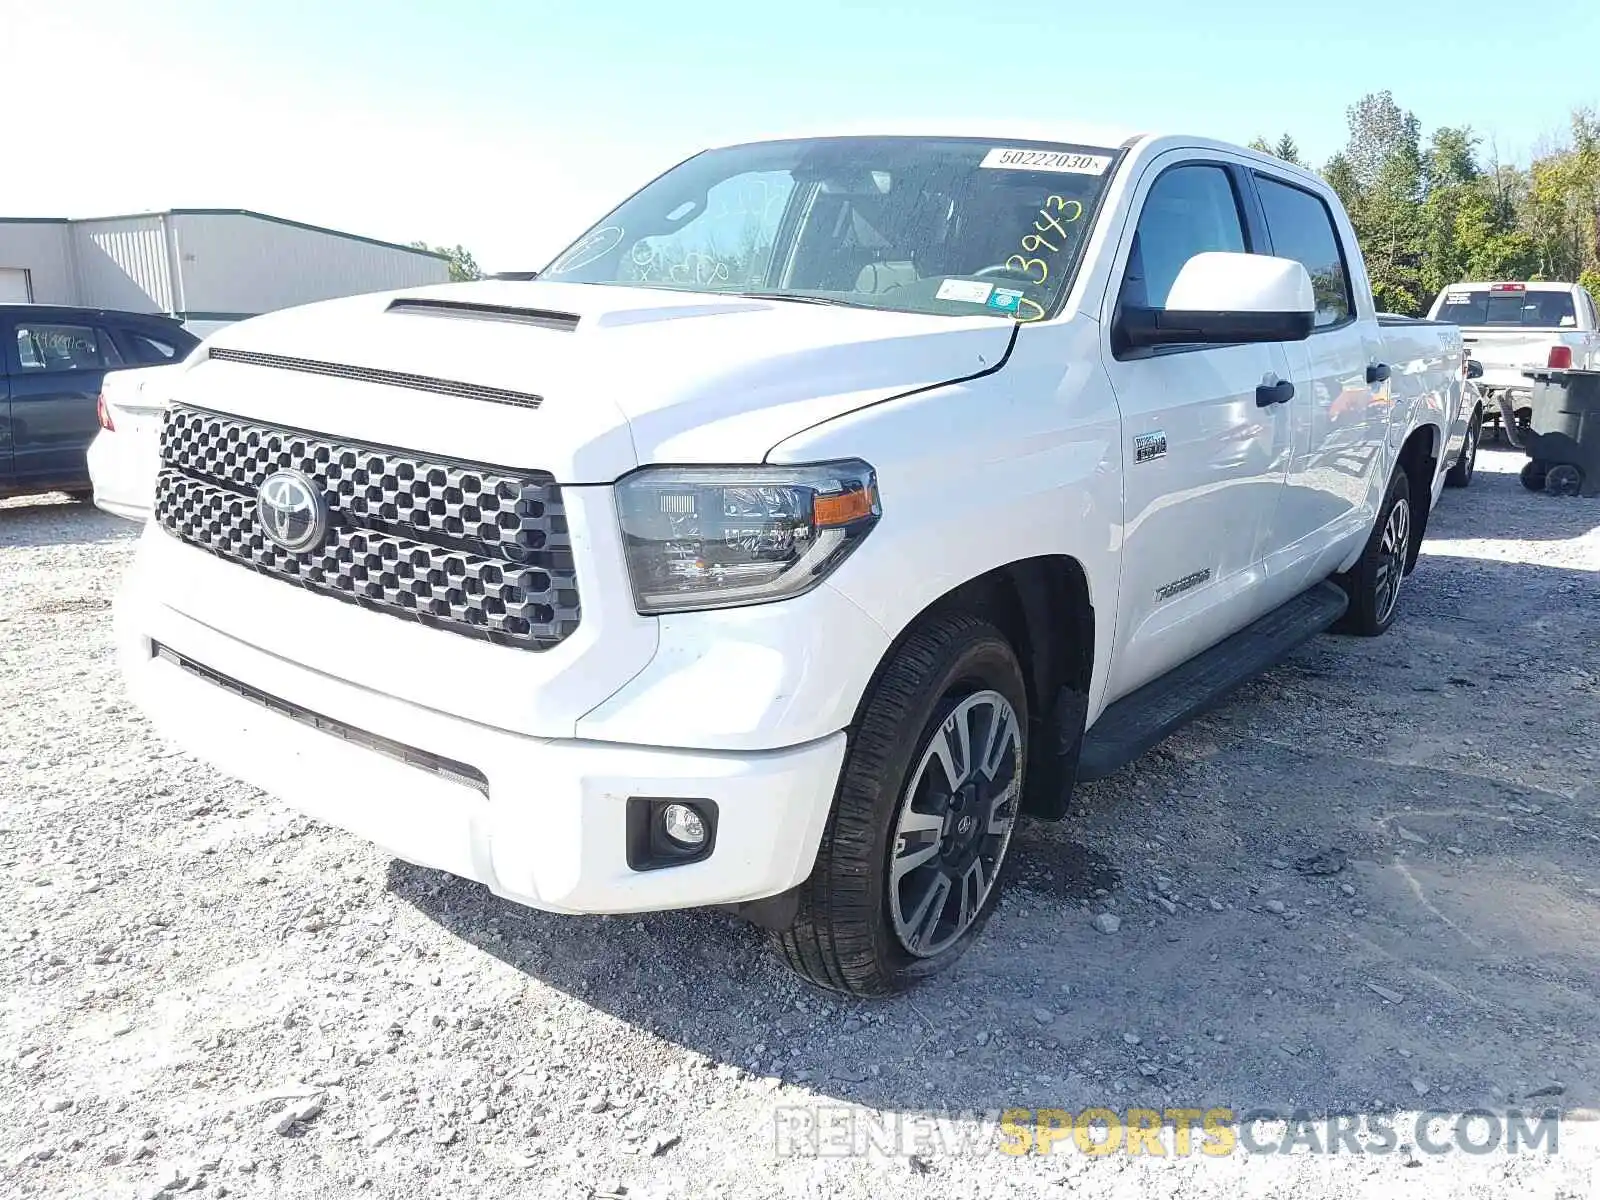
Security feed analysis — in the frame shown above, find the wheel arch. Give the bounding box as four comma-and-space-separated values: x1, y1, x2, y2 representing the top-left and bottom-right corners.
849, 555, 1095, 820
1396, 422, 1441, 572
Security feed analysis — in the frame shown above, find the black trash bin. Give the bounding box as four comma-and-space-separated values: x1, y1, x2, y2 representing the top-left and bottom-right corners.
1515, 367, 1600, 497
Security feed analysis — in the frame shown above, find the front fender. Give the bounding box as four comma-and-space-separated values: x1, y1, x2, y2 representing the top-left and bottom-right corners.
767, 317, 1124, 723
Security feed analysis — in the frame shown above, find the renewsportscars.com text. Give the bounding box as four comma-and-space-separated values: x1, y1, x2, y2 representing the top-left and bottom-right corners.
772, 1105, 1562, 1159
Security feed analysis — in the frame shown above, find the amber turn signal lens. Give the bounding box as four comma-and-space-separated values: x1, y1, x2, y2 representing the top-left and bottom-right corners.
813, 486, 878, 528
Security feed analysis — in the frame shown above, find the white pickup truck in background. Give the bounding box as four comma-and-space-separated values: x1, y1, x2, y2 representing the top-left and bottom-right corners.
1428, 280, 1600, 437
115, 127, 1466, 995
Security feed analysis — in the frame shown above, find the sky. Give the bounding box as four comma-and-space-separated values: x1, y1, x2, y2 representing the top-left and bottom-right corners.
6, 0, 1598, 272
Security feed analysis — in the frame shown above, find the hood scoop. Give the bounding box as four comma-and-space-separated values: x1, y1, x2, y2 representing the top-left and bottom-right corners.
206, 347, 542, 409
385, 296, 581, 332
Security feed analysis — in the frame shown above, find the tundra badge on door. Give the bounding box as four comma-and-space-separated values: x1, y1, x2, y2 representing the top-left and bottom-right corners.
1133, 431, 1167, 464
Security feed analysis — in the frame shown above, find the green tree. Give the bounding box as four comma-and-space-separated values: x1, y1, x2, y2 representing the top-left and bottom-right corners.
1293, 95, 1600, 309
1343, 91, 1422, 190
1523, 109, 1600, 282
410, 242, 483, 282
1249, 135, 1304, 167
1419, 126, 1484, 295
1337, 92, 1427, 313
1322, 153, 1361, 212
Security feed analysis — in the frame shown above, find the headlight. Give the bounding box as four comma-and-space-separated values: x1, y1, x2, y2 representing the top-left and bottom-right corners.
615, 461, 881, 614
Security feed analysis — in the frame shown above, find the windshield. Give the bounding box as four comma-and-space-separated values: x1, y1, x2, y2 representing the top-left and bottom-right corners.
540, 136, 1121, 321
1436, 286, 1578, 329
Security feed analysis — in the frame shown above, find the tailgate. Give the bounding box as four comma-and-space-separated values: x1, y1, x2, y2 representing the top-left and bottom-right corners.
1460, 330, 1561, 386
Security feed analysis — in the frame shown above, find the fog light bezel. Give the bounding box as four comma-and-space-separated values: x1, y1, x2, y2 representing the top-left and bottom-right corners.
625, 797, 719, 871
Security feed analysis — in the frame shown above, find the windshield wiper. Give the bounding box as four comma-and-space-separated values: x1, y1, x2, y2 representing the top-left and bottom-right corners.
737, 291, 861, 308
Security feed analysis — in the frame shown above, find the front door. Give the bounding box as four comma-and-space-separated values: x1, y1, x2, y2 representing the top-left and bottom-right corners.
1099, 156, 1296, 703
5, 318, 124, 487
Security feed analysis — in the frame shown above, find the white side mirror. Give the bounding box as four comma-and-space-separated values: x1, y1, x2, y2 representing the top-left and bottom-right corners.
1120, 251, 1316, 350
1166, 252, 1315, 316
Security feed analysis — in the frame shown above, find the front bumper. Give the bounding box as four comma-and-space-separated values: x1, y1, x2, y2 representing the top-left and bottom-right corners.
115, 584, 847, 915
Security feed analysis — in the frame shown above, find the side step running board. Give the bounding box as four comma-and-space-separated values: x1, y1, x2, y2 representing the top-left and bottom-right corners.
1076, 581, 1349, 782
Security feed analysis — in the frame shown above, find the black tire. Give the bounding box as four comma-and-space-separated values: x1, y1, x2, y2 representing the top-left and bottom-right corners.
1334, 466, 1412, 637
1444, 410, 1479, 488
1521, 461, 1549, 492
772, 612, 1027, 996
1546, 464, 1583, 497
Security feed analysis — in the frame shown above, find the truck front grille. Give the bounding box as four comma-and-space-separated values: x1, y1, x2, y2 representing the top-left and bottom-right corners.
153, 405, 581, 651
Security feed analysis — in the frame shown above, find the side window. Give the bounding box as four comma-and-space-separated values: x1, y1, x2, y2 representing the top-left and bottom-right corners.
1121, 164, 1247, 310
14, 324, 122, 373
1254, 175, 1355, 328
126, 331, 179, 364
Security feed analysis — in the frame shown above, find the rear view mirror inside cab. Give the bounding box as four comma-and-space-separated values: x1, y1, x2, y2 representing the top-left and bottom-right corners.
1116, 251, 1316, 352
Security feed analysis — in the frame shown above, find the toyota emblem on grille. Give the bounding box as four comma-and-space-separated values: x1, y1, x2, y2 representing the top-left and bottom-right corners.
256, 470, 328, 553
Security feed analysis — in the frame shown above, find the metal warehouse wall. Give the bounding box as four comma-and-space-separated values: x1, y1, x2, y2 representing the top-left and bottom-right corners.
69, 215, 175, 313
0, 221, 74, 303
171, 213, 448, 316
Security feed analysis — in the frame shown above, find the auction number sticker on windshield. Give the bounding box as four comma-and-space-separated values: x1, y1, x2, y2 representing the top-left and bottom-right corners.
980, 148, 1112, 174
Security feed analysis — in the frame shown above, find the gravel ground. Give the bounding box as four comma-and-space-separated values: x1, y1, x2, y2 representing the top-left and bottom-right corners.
3, 447, 1599, 1200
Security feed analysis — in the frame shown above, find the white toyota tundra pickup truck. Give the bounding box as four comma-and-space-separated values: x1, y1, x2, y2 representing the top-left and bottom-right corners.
115, 127, 1466, 995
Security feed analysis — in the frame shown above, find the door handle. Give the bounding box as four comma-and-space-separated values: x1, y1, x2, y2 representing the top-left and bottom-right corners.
1367, 362, 1391, 384
1256, 379, 1295, 407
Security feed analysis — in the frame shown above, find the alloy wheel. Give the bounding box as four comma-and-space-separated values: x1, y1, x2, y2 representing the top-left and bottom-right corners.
889, 690, 1023, 958
1372, 495, 1411, 626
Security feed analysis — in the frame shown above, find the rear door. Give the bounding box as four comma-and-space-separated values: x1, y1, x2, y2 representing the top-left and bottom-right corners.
1248, 169, 1383, 585
1098, 154, 1298, 701
5, 317, 125, 486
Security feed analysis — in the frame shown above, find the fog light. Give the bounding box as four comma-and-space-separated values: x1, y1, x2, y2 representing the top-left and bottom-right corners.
626, 797, 719, 871
661, 803, 707, 848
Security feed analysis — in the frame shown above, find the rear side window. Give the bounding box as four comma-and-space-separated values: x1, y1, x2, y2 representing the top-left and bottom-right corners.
13, 323, 124, 372
1437, 287, 1578, 328
1121, 164, 1247, 310
126, 331, 181, 364
1254, 175, 1354, 328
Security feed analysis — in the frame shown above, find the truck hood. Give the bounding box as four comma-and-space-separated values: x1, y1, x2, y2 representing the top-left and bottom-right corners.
182, 280, 1015, 481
